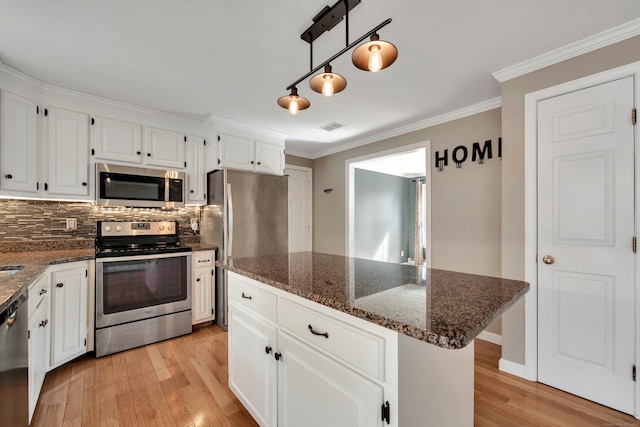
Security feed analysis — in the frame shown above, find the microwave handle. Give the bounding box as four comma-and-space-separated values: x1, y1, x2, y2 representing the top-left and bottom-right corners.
227, 182, 233, 258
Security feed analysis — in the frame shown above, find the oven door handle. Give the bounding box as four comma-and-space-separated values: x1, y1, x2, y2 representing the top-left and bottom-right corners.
227, 182, 234, 258
95, 252, 192, 263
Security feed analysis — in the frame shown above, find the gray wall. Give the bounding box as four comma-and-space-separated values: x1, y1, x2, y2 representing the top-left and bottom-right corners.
354, 169, 412, 263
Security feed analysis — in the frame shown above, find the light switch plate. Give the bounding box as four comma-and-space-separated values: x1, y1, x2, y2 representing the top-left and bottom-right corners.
66, 218, 77, 230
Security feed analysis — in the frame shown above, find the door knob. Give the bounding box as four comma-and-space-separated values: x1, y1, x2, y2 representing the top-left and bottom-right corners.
542, 255, 555, 265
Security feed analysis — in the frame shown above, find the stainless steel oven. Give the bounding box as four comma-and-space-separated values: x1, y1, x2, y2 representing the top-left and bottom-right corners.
95, 221, 192, 357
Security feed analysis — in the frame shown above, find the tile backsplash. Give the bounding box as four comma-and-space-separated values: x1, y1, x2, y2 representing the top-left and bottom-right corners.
0, 199, 202, 241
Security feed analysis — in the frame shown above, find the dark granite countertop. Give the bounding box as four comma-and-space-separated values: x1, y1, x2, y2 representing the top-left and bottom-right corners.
0, 240, 216, 314
218, 252, 529, 349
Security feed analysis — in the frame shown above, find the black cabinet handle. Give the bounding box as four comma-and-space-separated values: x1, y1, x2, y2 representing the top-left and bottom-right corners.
82, 182, 87, 186
308, 324, 329, 339
196, 278, 200, 282
4, 174, 12, 179
265, 346, 272, 354
147, 153, 151, 157
56, 283, 64, 288
257, 162, 261, 165
241, 292, 252, 300
190, 190, 194, 193
250, 161, 254, 164
39, 319, 48, 327
274, 352, 282, 361
137, 151, 141, 155
39, 289, 47, 295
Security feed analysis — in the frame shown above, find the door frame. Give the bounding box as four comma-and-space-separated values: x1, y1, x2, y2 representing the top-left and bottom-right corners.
345, 141, 431, 265
285, 164, 313, 252
523, 60, 640, 416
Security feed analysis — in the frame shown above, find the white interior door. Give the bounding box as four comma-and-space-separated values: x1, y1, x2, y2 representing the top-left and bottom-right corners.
286, 166, 312, 252
537, 76, 636, 414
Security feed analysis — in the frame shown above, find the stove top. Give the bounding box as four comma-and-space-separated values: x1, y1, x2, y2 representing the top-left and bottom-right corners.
95, 220, 190, 258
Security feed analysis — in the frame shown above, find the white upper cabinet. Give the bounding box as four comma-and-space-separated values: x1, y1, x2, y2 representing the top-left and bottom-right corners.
45, 107, 90, 197
90, 117, 187, 170
145, 126, 186, 169
218, 133, 284, 175
186, 135, 206, 203
0, 90, 39, 194
90, 116, 143, 164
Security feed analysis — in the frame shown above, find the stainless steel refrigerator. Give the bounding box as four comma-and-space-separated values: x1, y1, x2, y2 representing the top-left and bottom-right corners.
202, 169, 288, 330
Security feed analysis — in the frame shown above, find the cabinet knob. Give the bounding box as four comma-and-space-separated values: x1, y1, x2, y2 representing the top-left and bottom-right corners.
56, 283, 64, 288
196, 278, 200, 282
250, 161, 254, 164
137, 151, 141, 155
39, 289, 47, 295
265, 346, 272, 354
147, 153, 151, 157
257, 162, 261, 165
190, 190, 194, 193
82, 182, 87, 186
4, 174, 12, 179
274, 352, 282, 361
39, 319, 48, 327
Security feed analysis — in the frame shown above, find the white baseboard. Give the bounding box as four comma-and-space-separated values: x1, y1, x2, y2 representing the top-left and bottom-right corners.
498, 358, 527, 379
477, 331, 502, 346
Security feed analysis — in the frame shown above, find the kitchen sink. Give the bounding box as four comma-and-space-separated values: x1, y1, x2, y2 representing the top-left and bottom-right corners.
0, 265, 24, 275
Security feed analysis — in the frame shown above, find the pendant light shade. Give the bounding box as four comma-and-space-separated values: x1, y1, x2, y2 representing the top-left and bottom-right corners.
277, 87, 310, 115
352, 33, 398, 72
309, 65, 347, 97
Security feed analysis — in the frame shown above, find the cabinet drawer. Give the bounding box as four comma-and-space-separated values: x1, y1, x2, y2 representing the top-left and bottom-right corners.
228, 274, 277, 322
279, 297, 385, 381
193, 250, 214, 266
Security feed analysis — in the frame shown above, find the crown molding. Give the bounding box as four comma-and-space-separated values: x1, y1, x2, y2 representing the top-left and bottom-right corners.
0, 59, 44, 92
209, 113, 289, 142
302, 97, 502, 160
492, 17, 640, 83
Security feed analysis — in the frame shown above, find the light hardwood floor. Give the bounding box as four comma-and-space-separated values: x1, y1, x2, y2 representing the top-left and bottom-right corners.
33, 325, 638, 426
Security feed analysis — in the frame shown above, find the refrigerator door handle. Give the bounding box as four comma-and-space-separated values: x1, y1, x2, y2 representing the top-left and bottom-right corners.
227, 182, 234, 258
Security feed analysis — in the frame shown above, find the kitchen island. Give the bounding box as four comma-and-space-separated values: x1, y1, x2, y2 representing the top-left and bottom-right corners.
218, 252, 528, 426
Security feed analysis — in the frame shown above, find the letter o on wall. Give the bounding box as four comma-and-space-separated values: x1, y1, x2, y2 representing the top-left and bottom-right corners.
452, 146, 468, 164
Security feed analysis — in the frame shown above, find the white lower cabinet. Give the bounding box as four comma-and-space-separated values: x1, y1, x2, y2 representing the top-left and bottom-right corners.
28, 273, 51, 423
277, 331, 384, 427
192, 250, 215, 324
227, 272, 393, 427
49, 261, 89, 369
229, 302, 278, 426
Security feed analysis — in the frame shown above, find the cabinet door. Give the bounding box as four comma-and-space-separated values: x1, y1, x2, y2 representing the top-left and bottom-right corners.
50, 264, 87, 368
220, 134, 254, 171
229, 303, 278, 427
46, 107, 90, 197
187, 135, 206, 203
255, 141, 284, 175
28, 274, 50, 423
1, 91, 39, 193
278, 332, 384, 427
145, 127, 186, 169
192, 265, 214, 324
90, 116, 143, 164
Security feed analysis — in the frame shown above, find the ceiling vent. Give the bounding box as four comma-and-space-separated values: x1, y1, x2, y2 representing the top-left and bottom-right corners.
319, 122, 345, 132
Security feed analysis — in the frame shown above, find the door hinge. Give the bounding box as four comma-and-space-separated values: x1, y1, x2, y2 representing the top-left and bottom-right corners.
203, 139, 206, 146
44, 108, 48, 117
36, 106, 39, 115
184, 161, 187, 167
633, 108, 637, 125
381, 401, 390, 425
28, 330, 31, 339
218, 158, 221, 165
212, 308, 215, 314
91, 117, 95, 126
84, 338, 87, 346
633, 236, 637, 254
91, 148, 95, 156
85, 269, 88, 277
217, 135, 221, 142
633, 365, 636, 381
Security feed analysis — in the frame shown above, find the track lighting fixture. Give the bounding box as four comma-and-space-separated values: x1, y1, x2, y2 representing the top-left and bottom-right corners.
277, 0, 397, 114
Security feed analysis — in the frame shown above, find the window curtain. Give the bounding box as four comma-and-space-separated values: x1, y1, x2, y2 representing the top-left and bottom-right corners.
414, 179, 424, 265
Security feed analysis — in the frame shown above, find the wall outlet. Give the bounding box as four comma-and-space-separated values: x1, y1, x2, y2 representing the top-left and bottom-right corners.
190, 218, 199, 232
401, 250, 404, 257
66, 218, 77, 230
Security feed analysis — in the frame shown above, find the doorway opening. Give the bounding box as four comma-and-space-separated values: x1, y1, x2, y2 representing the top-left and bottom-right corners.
346, 142, 431, 266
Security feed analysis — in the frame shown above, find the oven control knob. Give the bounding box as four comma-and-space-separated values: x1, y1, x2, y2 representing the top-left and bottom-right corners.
159, 225, 165, 231
104, 225, 112, 232
115, 225, 122, 232
167, 225, 173, 231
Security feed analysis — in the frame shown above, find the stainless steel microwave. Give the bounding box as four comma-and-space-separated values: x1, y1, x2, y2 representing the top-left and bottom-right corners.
96, 163, 185, 208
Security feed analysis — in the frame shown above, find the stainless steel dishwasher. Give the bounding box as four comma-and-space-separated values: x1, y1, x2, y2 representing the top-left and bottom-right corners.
0, 287, 28, 426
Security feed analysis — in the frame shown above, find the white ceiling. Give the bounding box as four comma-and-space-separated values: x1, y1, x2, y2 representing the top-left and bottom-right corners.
2, 1, 640, 159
